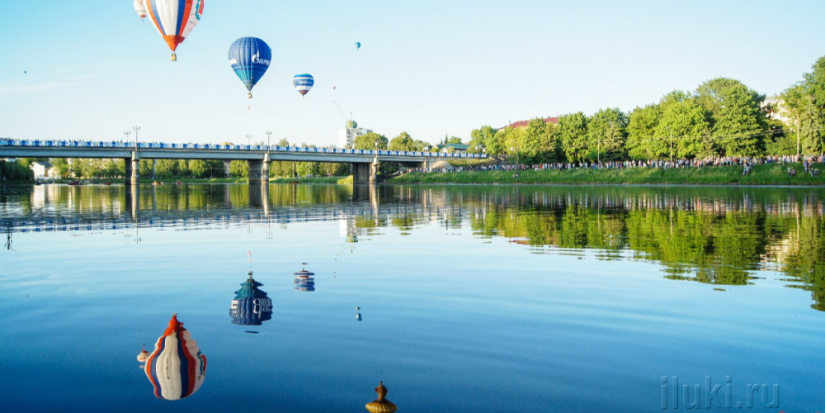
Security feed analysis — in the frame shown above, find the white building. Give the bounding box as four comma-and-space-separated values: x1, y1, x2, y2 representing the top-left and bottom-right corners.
30, 161, 57, 180
338, 120, 372, 149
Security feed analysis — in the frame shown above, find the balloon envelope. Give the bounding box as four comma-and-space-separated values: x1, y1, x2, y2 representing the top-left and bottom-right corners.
144, 0, 204, 60
292, 74, 314, 96
144, 314, 207, 400
355, 42, 361, 50
228, 37, 272, 98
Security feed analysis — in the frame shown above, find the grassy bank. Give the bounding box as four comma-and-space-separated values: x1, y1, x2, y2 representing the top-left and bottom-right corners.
390, 163, 825, 185
133, 176, 345, 184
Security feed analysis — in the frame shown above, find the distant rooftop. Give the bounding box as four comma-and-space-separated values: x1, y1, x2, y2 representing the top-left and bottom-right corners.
498, 117, 559, 130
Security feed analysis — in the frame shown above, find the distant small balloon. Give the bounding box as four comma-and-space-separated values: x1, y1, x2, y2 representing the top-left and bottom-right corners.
355, 41, 361, 50
292, 74, 314, 97
332, 86, 336, 90
24, 71, 27, 74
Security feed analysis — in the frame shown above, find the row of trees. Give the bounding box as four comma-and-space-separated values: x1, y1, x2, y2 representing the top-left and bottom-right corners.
469, 56, 825, 164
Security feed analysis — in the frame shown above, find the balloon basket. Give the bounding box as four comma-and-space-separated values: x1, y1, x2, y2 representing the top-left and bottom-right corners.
171, 53, 177, 62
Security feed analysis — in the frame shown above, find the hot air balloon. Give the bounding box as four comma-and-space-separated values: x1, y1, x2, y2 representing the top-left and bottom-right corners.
228, 37, 272, 99
355, 42, 361, 50
144, 314, 207, 400
229, 272, 273, 326
136, 344, 150, 363
144, 0, 204, 61
134, 0, 147, 21
292, 74, 314, 98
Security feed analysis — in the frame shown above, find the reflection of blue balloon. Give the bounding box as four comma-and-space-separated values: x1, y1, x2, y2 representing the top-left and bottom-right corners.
228, 37, 272, 99
355, 41, 361, 50
230, 273, 273, 326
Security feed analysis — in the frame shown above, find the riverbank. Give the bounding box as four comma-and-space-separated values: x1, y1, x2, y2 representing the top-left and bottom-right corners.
390, 163, 825, 185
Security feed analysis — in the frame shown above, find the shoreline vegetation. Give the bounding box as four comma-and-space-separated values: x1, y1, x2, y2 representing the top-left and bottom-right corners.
390, 163, 825, 186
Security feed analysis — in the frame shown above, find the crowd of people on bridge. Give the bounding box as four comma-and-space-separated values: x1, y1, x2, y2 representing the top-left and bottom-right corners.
413, 154, 825, 177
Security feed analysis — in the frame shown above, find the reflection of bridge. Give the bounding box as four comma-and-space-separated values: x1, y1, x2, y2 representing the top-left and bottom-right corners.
0, 139, 486, 185
1, 184, 479, 237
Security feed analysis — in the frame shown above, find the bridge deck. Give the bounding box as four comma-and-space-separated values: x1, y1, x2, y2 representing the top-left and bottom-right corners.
0, 139, 486, 163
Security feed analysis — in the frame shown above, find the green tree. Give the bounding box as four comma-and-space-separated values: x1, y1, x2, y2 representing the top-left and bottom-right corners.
587, 108, 627, 161
189, 160, 209, 178
389, 132, 415, 151
557, 112, 589, 162
446, 136, 463, 145
626, 104, 661, 160
696, 78, 766, 156
655, 98, 712, 159
781, 83, 823, 156
354, 132, 388, 150
522, 118, 558, 164
230, 160, 249, 178
487, 129, 507, 156
469, 125, 496, 153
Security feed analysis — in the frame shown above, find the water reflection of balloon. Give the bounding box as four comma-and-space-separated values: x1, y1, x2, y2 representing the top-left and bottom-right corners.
355, 306, 362, 321
229, 271, 273, 326
228, 37, 272, 99
293, 263, 315, 292
144, 314, 207, 400
365, 381, 397, 413
136, 344, 150, 363
144, 0, 204, 61
134, 0, 147, 20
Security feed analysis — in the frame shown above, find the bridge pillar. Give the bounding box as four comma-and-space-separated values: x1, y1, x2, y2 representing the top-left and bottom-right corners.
152, 159, 157, 180
370, 158, 379, 184
352, 163, 370, 184
248, 155, 269, 185
131, 152, 140, 185
124, 158, 132, 185
224, 160, 232, 177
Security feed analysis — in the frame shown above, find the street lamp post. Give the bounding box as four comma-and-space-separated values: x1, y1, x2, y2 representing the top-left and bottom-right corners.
246, 134, 252, 148
133, 126, 140, 148
124, 130, 131, 144
265, 130, 272, 152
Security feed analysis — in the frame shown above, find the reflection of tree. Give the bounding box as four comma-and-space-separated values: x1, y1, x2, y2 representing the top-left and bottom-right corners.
16, 184, 825, 311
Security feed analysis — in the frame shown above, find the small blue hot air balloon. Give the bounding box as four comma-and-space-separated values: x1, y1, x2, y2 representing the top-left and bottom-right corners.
292, 74, 314, 98
228, 37, 272, 99
355, 41, 361, 50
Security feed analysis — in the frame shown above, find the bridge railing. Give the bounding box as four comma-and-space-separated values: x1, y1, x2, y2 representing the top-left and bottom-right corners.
0, 138, 489, 158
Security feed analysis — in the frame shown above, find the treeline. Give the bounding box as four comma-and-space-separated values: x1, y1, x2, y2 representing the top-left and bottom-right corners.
468, 56, 825, 164
0, 160, 34, 181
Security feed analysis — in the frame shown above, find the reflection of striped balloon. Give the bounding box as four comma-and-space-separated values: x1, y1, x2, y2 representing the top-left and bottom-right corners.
144, 314, 207, 400
292, 74, 314, 97
134, 0, 147, 20
144, 0, 205, 60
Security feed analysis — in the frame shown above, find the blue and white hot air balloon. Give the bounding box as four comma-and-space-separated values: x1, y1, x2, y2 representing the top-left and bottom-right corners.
228, 37, 272, 99
229, 272, 273, 326
144, 314, 207, 400
292, 74, 314, 98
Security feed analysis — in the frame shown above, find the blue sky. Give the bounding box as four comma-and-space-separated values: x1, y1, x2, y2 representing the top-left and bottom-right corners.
1, 0, 823, 146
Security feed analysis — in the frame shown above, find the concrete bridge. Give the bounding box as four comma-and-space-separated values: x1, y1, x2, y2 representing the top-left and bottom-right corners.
0, 138, 487, 185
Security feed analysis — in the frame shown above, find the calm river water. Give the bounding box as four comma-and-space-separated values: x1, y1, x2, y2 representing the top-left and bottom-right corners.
1, 183, 823, 412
